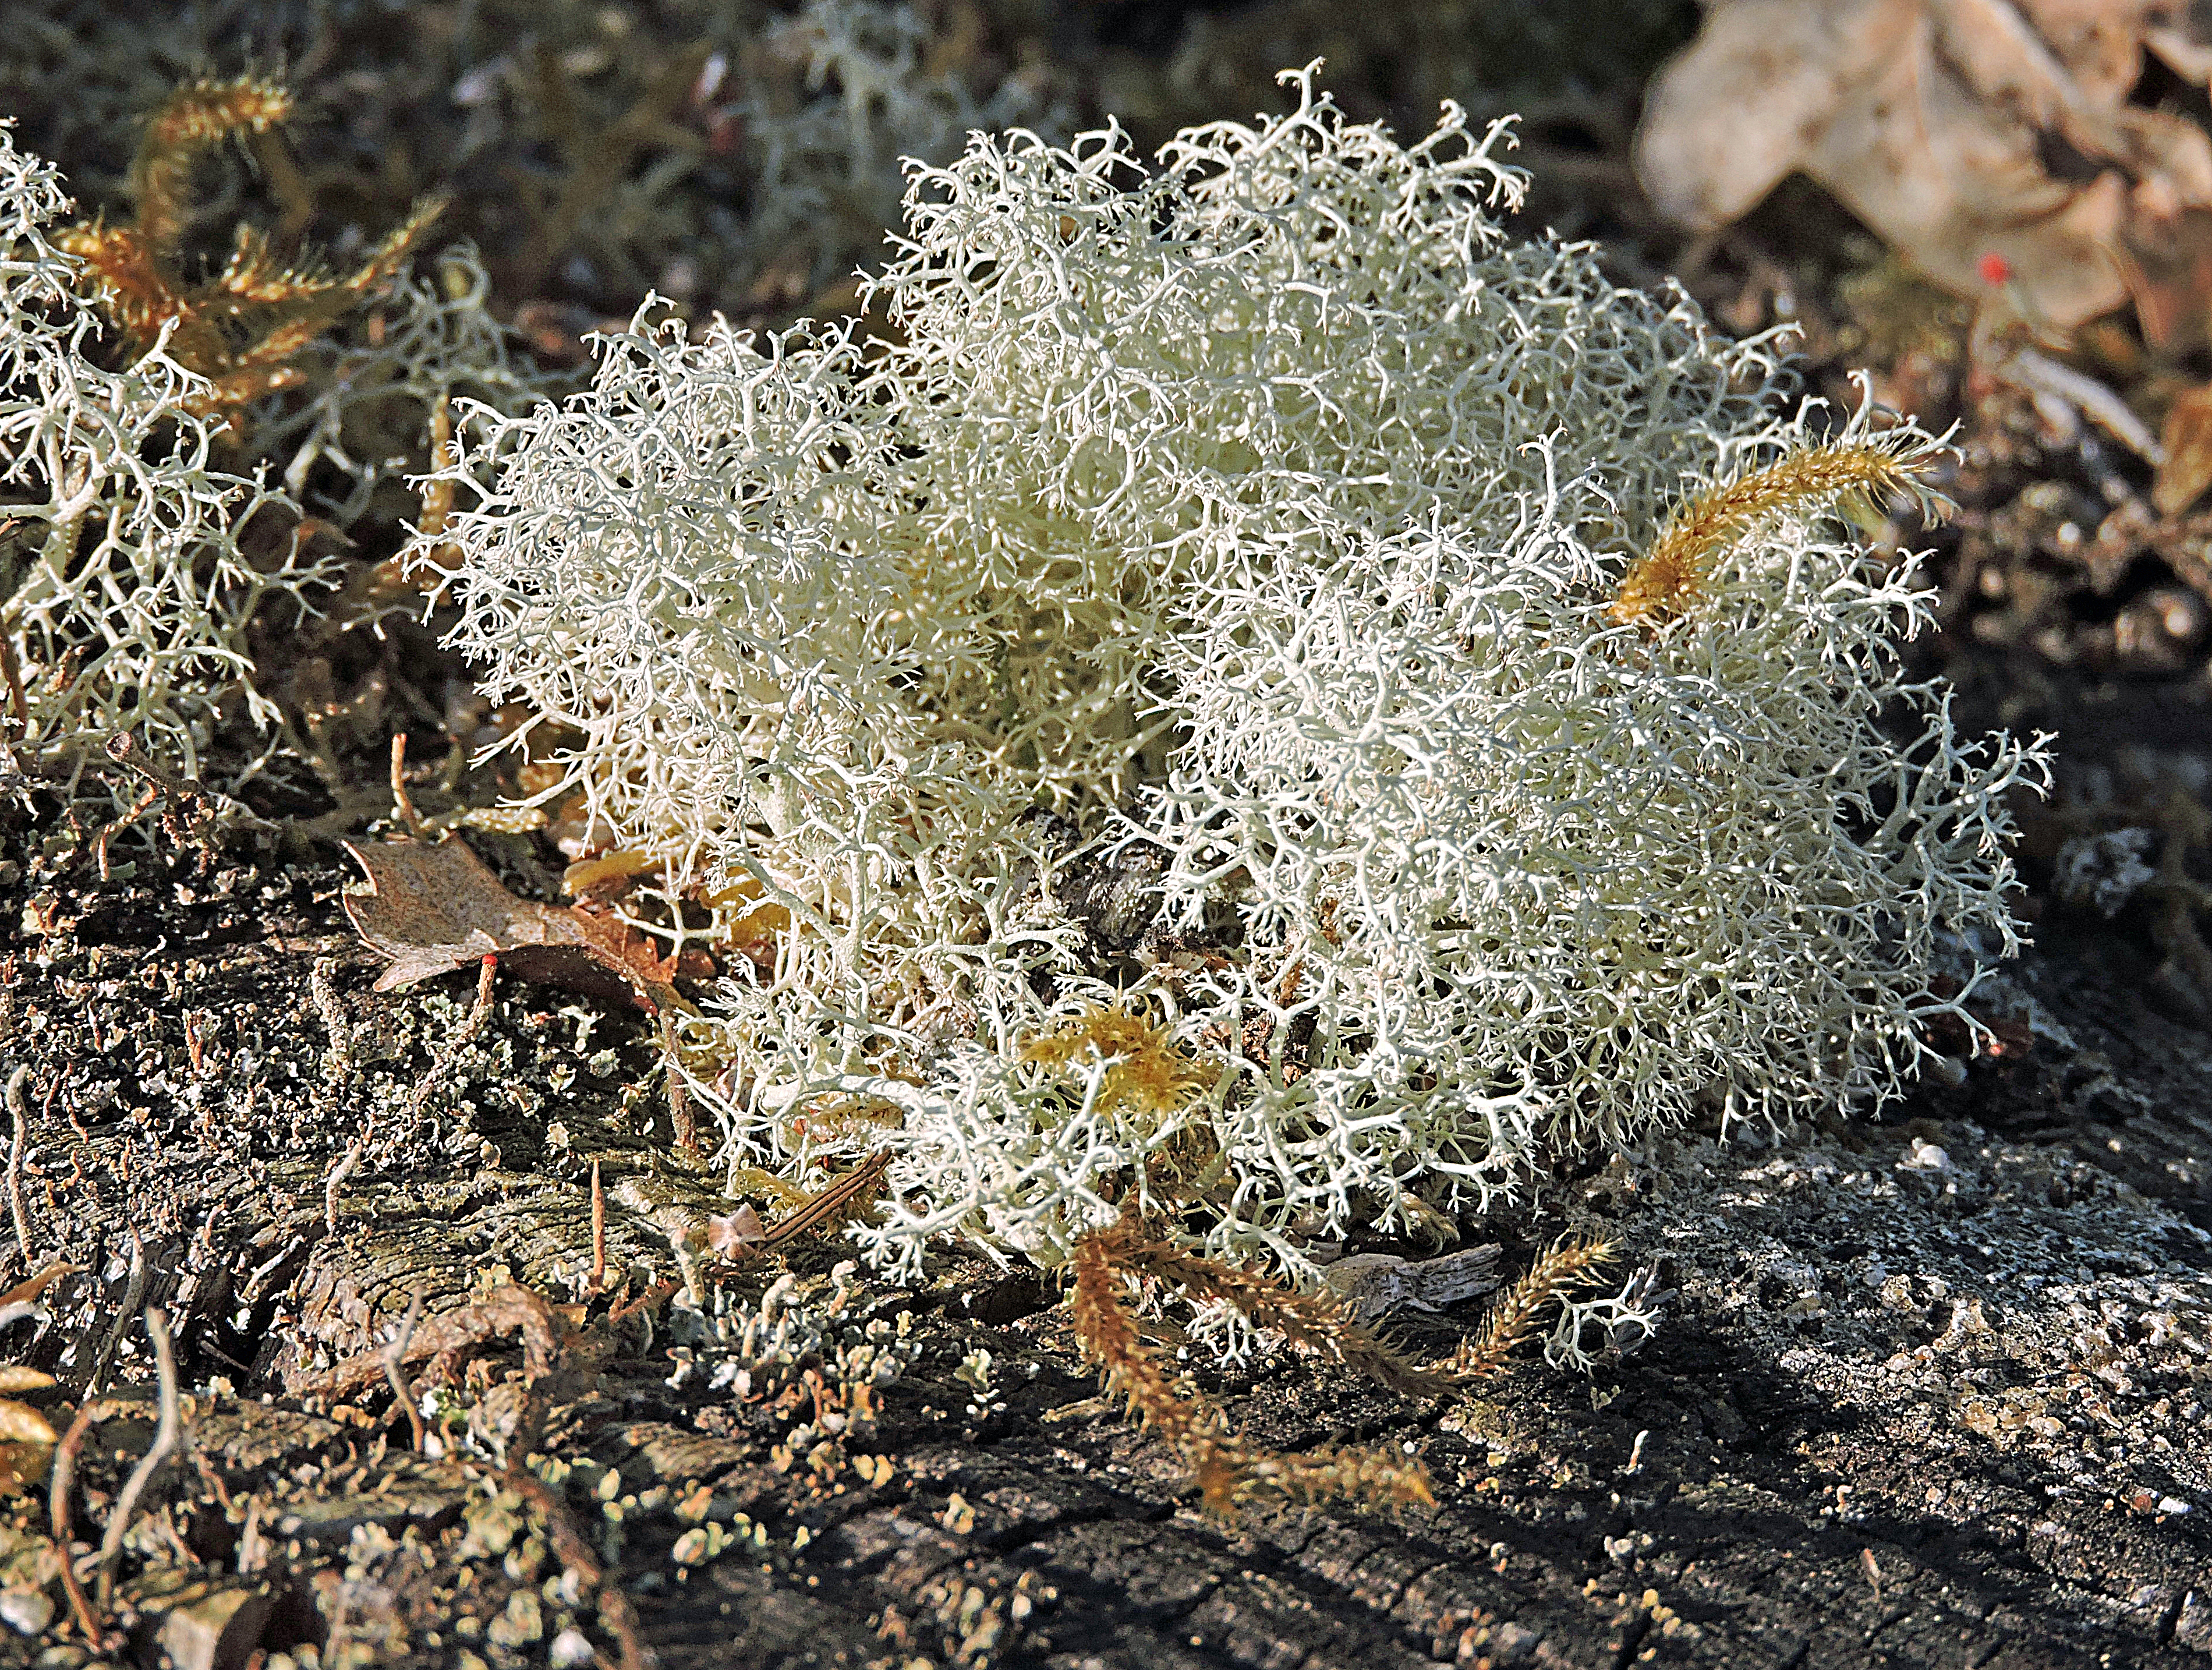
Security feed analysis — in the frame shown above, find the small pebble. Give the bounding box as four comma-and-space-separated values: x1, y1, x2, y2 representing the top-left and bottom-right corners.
0, 1589, 53, 1636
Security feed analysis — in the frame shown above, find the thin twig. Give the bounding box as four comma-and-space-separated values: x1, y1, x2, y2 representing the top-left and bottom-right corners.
663, 1013, 697, 1152
92, 783, 161, 880
324, 1136, 364, 1234
96, 1305, 181, 1605
2001, 346, 2164, 465
0, 537, 30, 773
49, 1396, 121, 1643
81, 1233, 146, 1397
0, 613, 28, 735
403, 953, 498, 1125
381, 1290, 427, 1451
190, 1449, 233, 1514
4, 1066, 31, 1268
589, 1159, 606, 1295
235, 1494, 266, 1577
389, 732, 426, 837
310, 957, 356, 1085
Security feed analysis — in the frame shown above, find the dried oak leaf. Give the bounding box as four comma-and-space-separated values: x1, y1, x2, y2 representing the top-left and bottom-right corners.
0, 1396, 55, 1496
341, 836, 687, 1016
1637, 0, 2212, 338
2155, 383, 2212, 513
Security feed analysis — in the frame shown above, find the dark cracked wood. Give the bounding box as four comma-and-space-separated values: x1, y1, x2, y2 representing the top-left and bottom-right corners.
0, 841, 2207, 1669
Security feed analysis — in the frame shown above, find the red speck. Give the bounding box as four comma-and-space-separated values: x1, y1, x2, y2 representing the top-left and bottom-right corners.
1977, 252, 2012, 286
706, 107, 744, 157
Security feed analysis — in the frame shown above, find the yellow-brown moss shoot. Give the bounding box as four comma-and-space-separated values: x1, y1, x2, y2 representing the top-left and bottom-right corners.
342, 194, 452, 299
1021, 1005, 1213, 1121
1454, 1237, 1615, 1382
1097, 1211, 1453, 1400
51, 223, 187, 352
1068, 1205, 1437, 1519
133, 76, 294, 254
1068, 1219, 1231, 1473
1612, 439, 1945, 628
56, 77, 447, 423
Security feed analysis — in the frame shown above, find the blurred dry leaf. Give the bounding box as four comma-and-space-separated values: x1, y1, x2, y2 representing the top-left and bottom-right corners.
0, 1400, 56, 1496
2156, 384, 2212, 512
0, 1262, 77, 1321
0, 1368, 54, 1394
341, 837, 688, 1016
1638, 0, 2212, 338
0, 1403, 55, 1445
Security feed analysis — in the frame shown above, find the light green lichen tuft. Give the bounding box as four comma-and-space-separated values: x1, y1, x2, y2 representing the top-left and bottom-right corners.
0, 122, 338, 783
431, 68, 2047, 1283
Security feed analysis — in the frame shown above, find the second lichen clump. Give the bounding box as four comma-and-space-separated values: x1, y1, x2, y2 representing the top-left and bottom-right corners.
434, 68, 2045, 1279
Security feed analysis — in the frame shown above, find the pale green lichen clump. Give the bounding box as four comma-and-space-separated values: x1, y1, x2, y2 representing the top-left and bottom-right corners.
0, 123, 336, 780
434, 69, 2046, 1279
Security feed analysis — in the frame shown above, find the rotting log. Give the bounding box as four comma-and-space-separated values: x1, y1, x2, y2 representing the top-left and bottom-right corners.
0, 851, 2206, 1667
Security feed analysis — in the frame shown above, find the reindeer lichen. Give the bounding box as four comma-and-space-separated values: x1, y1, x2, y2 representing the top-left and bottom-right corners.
431, 68, 2047, 1288
0, 122, 336, 783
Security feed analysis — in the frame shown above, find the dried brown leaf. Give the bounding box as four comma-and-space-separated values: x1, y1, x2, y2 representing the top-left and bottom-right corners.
340, 836, 685, 1016
1637, 0, 2212, 332
2155, 384, 2212, 515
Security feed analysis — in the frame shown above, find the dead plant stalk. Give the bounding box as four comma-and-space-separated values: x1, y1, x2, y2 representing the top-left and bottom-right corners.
95, 1305, 181, 1605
